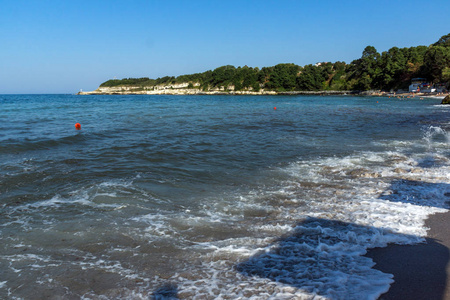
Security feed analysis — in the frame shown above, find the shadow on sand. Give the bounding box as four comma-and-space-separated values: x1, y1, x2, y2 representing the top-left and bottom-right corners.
366, 234, 449, 300
369, 179, 450, 299
150, 283, 179, 300
235, 180, 450, 299
379, 179, 450, 210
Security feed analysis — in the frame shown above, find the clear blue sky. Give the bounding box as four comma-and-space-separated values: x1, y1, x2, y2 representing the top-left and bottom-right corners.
1, 0, 449, 94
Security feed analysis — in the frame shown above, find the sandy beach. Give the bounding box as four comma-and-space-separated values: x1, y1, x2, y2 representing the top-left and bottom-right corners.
366, 211, 450, 299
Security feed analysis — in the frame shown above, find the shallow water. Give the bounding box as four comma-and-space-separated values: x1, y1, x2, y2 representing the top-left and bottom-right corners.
1, 94, 449, 299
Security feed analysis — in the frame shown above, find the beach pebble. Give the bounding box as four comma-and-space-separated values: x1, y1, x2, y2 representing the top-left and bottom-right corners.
394, 168, 407, 174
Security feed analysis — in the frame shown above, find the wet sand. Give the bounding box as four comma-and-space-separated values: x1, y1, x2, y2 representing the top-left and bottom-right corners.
366, 211, 450, 299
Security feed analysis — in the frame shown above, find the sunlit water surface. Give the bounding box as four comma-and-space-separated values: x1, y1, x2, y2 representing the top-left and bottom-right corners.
1, 94, 449, 299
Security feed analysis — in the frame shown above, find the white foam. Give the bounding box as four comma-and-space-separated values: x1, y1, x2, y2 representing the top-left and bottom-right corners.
13, 193, 92, 211
147, 147, 450, 299
3, 127, 450, 300
423, 126, 450, 145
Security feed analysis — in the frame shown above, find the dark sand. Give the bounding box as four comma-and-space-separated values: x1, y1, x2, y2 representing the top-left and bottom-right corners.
366, 211, 450, 300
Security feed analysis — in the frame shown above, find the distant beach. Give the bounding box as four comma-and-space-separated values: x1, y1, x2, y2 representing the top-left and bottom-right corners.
77, 85, 449, 99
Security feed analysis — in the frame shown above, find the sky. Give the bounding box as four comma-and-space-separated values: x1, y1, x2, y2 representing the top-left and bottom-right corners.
1, 0, 449, 94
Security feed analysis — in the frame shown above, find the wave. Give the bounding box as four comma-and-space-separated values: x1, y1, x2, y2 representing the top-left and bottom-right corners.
2, 146, 449, 299
0, 133, 88, 153
422, 125, 450, 146
0, 129, 128, 155
2, 95, 450, 299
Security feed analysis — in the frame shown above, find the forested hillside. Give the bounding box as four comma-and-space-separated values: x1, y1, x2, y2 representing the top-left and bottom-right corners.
100, 33, 450, 92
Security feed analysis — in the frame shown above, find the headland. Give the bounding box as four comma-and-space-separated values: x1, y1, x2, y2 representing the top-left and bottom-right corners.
77, 84, 448, 99
78, 32, 450, 98
77, 84, 356, 96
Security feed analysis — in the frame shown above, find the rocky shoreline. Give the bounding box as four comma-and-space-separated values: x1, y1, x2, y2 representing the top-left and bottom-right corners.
77, 88, 356, 96
77, 85, 449, 100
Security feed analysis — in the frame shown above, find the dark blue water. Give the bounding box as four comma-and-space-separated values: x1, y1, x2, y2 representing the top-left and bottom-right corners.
1, 94, 449, 299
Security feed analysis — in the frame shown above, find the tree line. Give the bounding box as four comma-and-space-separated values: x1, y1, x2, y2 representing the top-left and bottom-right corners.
100, 33, 450, 92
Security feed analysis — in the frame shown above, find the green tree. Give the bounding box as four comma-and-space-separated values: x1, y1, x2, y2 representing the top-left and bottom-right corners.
348, 46, 380, 90
328, 62, 348, 90
264, 63, 300, 91
423, 46, 450, 82
441, 67, 450, 83
433, 33, 450, 47
297, 65, 326, 91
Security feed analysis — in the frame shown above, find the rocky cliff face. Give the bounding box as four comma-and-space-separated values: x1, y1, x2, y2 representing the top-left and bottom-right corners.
78, 82, 279, 95
78, 82, 355, 96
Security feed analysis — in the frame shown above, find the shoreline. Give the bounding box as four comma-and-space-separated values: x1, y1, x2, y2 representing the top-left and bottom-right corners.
77, 89, 356, 96
366, 210, 450, 299
77, 88, 448, 99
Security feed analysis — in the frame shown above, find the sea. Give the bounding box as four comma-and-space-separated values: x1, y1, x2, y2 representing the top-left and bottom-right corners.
1, 94, 449, 300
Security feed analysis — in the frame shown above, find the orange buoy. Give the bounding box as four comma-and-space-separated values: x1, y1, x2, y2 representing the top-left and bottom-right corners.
75, 123, 81, 130
274, 107, 277, 110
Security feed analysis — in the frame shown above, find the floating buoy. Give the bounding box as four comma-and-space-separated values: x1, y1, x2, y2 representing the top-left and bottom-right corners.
274, 107, 277, 110
75, 123, 81, 130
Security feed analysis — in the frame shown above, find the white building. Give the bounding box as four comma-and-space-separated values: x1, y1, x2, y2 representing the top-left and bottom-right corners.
408, 78, 435, 93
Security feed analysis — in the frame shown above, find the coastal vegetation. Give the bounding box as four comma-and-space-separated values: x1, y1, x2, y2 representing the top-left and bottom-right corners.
99, 33, 450, 93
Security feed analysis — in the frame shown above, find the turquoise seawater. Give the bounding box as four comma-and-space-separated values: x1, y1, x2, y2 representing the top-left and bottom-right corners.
1, 94, 449, 299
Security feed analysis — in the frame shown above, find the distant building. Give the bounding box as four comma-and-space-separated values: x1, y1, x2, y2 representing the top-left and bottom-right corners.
314, 62, 330, 67
435, 83, 447, 93
409, 78, 435, 93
